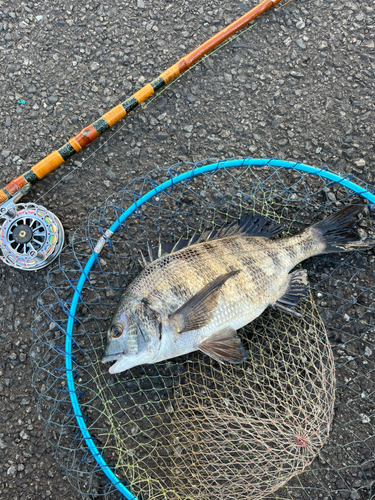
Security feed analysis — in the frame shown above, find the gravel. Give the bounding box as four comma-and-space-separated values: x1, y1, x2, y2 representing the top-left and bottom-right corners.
0, 0, 374, 499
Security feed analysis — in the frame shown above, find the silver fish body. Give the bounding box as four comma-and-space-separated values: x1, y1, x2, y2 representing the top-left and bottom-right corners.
102, 205, 372, 374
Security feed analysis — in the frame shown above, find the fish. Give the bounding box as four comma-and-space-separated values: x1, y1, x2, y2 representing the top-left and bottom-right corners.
102, 205, 373, 374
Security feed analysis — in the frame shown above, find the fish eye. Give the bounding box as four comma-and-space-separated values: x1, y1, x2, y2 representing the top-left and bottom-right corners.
110, 324, 123, 338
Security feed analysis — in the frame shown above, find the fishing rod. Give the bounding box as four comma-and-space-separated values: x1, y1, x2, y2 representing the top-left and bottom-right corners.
0, 0, 282, 271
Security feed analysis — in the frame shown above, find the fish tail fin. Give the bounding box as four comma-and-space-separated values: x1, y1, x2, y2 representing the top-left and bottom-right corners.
313, 205, 374, 254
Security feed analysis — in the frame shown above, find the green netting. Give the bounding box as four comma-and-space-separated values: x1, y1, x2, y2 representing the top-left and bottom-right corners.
31, 160, 375, 499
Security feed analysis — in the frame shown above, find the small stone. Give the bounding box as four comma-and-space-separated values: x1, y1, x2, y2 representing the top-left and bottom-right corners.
0, 438, 6, 449
18, 464, 25, 472
354, 159, 366, 167
90, 62, 100, 71
224, 73, 232, 83
137, 0, 145, 8
35, 15, 43, 21
184, 125, 193, 133
5, 117, 11, 127
327, 192, 336, 202
296, 19, 305, 29
290, 71, 304, 78
365, 347, 372, 357
361, 414, 371, 424
106, 170, 116, 181
7, 465, 17, 476
363, 40, 374, 49
157, 132, 168, 141
20, 430, 29, 440
296, 38, 306, 49
1, 150, 11, 158
48, 96, 58, 104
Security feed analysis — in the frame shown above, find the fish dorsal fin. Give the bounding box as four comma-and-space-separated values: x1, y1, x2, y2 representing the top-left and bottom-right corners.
272, 269, 309, 318
142, 214, 284, 265
168, 270, 240, 333
198, 327, 249, 364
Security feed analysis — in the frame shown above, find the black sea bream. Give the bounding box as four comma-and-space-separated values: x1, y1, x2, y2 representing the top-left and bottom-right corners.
102, 205, 373, 374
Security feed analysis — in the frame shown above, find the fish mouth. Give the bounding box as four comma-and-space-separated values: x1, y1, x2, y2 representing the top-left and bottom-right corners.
101, 353, 123, 363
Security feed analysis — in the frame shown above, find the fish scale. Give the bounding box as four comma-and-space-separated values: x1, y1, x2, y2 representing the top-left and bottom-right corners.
103, 206, 374, 374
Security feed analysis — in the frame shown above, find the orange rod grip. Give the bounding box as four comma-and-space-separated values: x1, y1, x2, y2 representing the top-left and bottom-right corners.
0, 190, 8, 204
69, 137, 82, 152
73, 125, 100, 148
4, 175, 28, 195
178, 0, 282, 70
31, 150, 65, 179
160, 64, 180, 84
102, 104, 127, 127
133, 84, 154, 104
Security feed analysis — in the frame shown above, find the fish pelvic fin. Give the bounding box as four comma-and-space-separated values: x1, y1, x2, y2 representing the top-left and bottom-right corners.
272, 269, 309, 318
312, 204, 375, 254
169, 270, 240, 334
198, 327, 249, 364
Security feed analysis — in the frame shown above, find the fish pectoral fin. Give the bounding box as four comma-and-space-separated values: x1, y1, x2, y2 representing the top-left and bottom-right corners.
169, 270, 240, 334
198, 327, 248, 364
272, 269, 309, 318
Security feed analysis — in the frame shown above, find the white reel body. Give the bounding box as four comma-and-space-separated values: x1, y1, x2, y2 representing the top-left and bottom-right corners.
0, 201, 64, 271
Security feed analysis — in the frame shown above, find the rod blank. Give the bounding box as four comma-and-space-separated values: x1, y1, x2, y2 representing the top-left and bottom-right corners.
0, 0, 282, 205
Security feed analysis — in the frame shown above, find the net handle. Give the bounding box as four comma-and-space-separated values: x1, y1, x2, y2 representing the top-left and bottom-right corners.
65, 157, 375, 499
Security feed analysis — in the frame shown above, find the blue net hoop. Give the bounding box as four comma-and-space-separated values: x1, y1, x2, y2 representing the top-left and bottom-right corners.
62, 157, 375, 499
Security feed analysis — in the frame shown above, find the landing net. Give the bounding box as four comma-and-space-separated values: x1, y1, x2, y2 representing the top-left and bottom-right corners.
31, 158, 375, 499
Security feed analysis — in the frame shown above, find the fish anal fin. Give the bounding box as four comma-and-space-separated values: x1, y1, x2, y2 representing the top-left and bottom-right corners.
198, 327, 248, 364
169, 270, 240, 333
273, 269, 309, 317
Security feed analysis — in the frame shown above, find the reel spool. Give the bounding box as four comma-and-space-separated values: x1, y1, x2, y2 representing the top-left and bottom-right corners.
0, 202, 64, 271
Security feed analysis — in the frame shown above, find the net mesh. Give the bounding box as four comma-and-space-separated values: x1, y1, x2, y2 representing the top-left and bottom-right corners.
31, 160, 375, 500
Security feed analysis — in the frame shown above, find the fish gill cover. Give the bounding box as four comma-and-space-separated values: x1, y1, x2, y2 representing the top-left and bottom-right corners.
31, 159, 375, 500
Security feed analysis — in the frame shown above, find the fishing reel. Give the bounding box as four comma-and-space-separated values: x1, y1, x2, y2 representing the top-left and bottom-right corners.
0, 188, 64, 271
